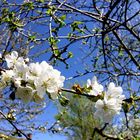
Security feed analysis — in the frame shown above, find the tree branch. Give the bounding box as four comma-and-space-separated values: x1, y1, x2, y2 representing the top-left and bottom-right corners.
0, 111, 30, 140
112, 30, 140, 70
90, 123, 120, 140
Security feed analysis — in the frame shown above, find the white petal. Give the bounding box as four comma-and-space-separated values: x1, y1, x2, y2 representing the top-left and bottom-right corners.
91, 76, 97, 84
95, 99, 104, 109
11, 51, 18, 58
36, 86, 46, 98
87, 79, 91, 87
107, 82, 115, 93
50, 92, 58, 100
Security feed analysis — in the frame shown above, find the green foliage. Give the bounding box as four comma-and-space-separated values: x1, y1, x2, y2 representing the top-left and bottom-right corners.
56, 94, 103, 140
71, 21, 84, 33
28, 35, 36, 42
48, 37, 60, 57
36, 0, 45, 2
68, 52, 73, 58
0, 9, 24, 31
58, 95, 69, 107
46, 6, 56, 16
22, 1, 34, 10
134, 137, 140, 140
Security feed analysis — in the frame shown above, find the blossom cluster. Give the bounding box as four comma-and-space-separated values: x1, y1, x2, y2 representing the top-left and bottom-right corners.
87, 77, 125, 122
1, 51, 65, 103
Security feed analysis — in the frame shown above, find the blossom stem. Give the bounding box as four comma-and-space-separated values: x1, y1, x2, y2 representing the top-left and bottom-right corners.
61, 88, 97, 98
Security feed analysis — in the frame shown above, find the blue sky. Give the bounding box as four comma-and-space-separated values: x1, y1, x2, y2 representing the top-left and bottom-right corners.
33, 133, 66, 140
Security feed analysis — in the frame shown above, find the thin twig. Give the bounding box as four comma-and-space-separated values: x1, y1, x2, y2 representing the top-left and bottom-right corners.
0, 111, 30, 140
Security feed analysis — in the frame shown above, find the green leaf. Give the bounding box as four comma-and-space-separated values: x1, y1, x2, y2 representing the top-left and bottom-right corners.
22, 2, 34, 10
59, 95, 69, 107
54, 49, 60, 56
46, 8, 52, 15
119, 50, 124, 56
68, 52, 73, 58
46, 6, 56, 15
37, 0, 44, 2
71, 21, 83, 32
73, 21, 83, 25
28, 35, 36, 41
48, 37, 58, 45
2, 8, 9, 15
55, 113, 62, 120
60, 15, 66, 21
133, 137, 140, 140
104, 35, 109, 42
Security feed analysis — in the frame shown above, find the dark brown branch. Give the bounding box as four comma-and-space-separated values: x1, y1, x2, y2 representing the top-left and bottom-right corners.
124, 111, 129, 128
103, 10, 140, 35
92, 127, 120, 140
1, 32, 13, 66
56, 0, 102, 22
104, 0, 121, 21
61, 88, 98, 98
124, 24, 140, 42
90, 123, 119, 140
124, 0, 128, 22
92, 0, 100, 15
112, 30, 140, 70
102, 25, 108, 69
61, 88, 140, 103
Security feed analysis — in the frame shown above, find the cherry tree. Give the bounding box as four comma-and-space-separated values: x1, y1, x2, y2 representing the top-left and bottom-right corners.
0, 0, 139, 139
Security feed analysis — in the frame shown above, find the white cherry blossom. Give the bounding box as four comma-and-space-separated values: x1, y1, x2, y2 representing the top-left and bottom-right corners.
2, 51, 65, 103
105, 82, 125, 105
106, 82, 123, 98
34, 67, 65, 100
87, 76, 103, 96
94, 82, 125, 123
94, 97, 121, 122
1, 70, 15, 83
14, 62, 29, 81
28, 62, 42, 77
5, 51, 18, 68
